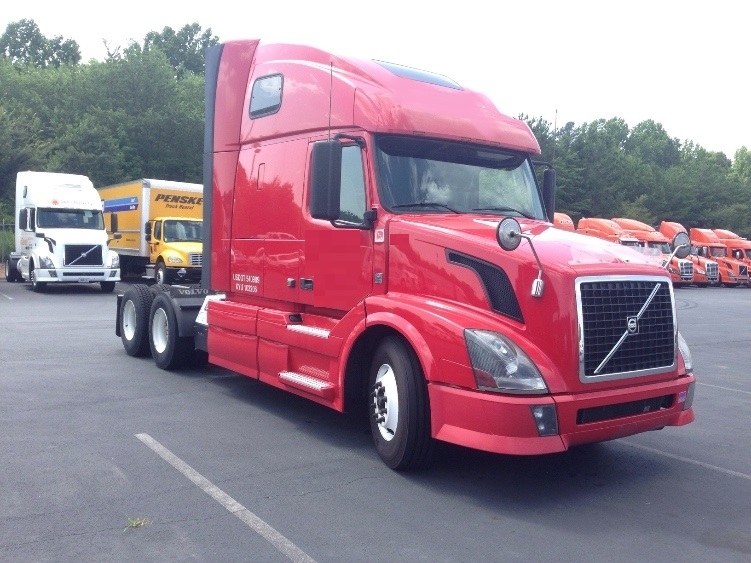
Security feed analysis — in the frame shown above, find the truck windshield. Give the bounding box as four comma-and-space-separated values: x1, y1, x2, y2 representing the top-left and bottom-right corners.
36, 208, 104, 230
374, 135, 544, 219
163, 220, 202, 242
709, 246, 727, 258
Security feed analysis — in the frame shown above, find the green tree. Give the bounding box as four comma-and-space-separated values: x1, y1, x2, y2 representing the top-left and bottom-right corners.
130, 23, 219, 77
0, 19, 80, 68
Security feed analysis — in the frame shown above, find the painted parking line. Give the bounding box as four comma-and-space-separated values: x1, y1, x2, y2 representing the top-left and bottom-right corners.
622, 441, 751, 482
136, 433, 317, 563
697, 381, 751, 396
0, 290, 12, 300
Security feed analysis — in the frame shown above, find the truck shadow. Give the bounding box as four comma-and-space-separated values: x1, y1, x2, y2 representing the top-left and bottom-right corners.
176, 362, 673, 506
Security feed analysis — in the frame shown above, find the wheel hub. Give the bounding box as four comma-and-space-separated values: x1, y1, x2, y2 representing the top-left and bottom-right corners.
372, 364, 399, 441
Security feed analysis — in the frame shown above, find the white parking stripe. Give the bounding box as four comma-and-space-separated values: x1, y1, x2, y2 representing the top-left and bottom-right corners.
0, 290, 12, 300
136, 433, 317, 563
697, 381, 751, 396
622, 441, 751, 481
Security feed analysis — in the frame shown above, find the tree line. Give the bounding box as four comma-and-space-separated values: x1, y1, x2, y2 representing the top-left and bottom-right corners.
2, 19, 750, 236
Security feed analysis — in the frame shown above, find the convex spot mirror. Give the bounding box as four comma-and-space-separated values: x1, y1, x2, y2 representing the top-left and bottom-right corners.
496, 217, 522, 251
672, 232, 691, 259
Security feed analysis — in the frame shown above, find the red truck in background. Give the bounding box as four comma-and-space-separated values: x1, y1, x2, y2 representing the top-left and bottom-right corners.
576, 217, 642, 247
691, 228, 750, 287
115, 39, 695, 470
660, 221, 719, 287
712, 229, 751, 279
612, 218, 694, 287
553, 212, 575, 231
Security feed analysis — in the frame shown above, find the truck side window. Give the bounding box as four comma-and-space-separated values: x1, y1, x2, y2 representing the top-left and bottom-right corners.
154, 221, 162, 240
250, 74, 283, 119
339, 145, 367, 223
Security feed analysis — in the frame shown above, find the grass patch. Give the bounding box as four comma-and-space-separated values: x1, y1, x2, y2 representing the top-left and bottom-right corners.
124, 516, 152, 531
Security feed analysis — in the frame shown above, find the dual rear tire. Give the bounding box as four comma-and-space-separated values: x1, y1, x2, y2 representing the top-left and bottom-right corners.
119, 284, 193, 369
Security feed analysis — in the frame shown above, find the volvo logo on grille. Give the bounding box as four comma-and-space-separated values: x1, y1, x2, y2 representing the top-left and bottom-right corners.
627, 316, 639, 334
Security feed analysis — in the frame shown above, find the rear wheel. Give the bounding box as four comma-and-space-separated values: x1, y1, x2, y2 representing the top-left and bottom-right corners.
120, 285, 154, 357
5, 259, 16, 282
149, 292, 194, 370
369, 336, 434, 470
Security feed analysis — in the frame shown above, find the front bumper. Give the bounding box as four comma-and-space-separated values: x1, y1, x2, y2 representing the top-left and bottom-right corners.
428, 375, 695, 455
167, 266, 202, 283
34, 268, 121, 283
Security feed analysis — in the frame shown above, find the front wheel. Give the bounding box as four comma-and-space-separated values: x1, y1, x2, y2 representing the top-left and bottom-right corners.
369, 336, 434, 470
149, 293, 194, 370
155, 262, 169, 285
30, 267, 46, 292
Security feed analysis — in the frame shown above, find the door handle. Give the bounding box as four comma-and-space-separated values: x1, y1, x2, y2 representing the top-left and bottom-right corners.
300, 278, 314, 291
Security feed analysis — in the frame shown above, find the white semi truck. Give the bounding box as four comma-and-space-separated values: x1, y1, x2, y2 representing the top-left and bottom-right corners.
6, 171, 121, 292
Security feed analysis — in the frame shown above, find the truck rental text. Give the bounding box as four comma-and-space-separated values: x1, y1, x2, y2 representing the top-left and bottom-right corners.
115, 39, 696, 470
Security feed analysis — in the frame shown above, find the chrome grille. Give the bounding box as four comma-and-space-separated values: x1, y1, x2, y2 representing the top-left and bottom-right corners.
64, 245, 103, 266
679, 260, 693, 279
705, 262, 718, 280
189, 253, 202, 267
576, 276, 676, 382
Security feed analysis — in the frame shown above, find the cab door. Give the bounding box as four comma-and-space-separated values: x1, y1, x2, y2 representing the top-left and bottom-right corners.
299, 142, 373, 311
149, 220, 162, 264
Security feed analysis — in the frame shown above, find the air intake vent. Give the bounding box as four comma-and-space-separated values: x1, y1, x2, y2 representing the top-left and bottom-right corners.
577, 277, 675, 382
447, 251, 523, 323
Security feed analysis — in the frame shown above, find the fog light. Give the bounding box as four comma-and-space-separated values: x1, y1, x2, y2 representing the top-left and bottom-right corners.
678, 382, 695, 411
49, 270, 58, 278
109, 270, 117, 278
530, 404, 558, 436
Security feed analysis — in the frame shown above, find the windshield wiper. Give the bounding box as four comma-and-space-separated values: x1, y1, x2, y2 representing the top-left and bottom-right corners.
391, 202, 460, 213
471, 206, 534, 219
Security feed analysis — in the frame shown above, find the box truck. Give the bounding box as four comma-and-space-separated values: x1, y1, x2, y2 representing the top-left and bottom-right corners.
6, 171, 121, 292
98, 179, 203, 284
114, 40, 695, 470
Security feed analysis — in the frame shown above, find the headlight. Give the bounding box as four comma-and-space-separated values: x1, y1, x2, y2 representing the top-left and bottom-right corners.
464, 330, 547, 393
167, 256, 183, 264
107, 252, 120, 268
38, 256, 55, 269
677, 331, 693, 373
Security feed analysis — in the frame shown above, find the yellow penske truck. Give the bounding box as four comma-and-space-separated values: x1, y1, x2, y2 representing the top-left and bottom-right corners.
98, 179, 203, 284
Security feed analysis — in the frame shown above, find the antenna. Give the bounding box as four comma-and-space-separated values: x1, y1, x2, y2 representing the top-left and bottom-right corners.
551, 108, 557, 164
328, 62, 333, 141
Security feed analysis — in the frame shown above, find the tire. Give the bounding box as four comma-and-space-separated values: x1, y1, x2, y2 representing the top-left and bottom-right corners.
155, 262, 169, 285
30, 266, 46, 292
120, 285, 154, 357
149, 292, 194, 370
149, 283, 171, 295
5, 259, 15, 282
101, 281, 116, 293
369, 336, 434, 470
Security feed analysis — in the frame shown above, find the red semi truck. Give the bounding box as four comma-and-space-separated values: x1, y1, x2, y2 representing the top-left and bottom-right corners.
712, 229, 751, 279
611, 218, 694, 287
115, 40, 695, 470
659, 221, 719, 287
690, 228, 749, 287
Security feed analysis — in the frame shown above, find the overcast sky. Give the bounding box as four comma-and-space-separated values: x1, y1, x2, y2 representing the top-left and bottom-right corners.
3, 1, 748, 159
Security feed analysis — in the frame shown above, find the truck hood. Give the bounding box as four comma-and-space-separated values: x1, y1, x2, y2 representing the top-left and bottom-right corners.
388, 215, 662, 275
386, 214, 672, 393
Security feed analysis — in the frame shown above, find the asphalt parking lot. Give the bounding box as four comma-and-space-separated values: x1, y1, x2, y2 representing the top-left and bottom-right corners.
1, 279, 750, 562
